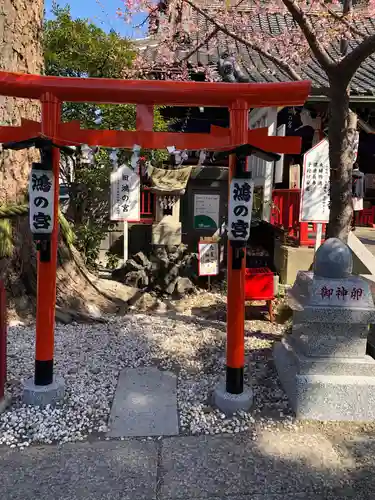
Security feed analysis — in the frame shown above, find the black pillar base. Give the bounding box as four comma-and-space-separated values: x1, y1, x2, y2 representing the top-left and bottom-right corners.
35, 359, 53, 386
226, 366, 244, 394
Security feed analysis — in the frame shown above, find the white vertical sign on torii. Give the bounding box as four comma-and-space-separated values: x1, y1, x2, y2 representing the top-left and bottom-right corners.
29, 169, 55, 236
300, 138, 330, 223
228, 178, 254, 242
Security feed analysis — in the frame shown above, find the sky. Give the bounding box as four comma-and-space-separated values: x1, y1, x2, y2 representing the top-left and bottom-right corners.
44, 0, 148, 38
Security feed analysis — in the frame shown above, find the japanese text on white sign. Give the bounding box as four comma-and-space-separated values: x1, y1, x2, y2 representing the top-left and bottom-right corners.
300, 139, 330, 223
28, 169, 55, 235
193, 194, 220, 230
198, 242, 219, 276
110, 165, 140, 221
228, 179, 254, 242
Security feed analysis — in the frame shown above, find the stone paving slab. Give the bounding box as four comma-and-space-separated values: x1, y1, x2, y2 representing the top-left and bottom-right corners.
180, 495, 356, 500
160, 430, 349, 499
108, 367, 179, 437
0, 440, 158, 500
2, 430, 375, 500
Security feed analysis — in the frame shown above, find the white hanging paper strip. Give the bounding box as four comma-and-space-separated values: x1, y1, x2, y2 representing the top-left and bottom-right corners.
110, 149, 119, 171
167, 146, 176, 154
172, 149, 188, 166
81, 144, 93, 164
174, 151, 182, 164
198, 150, 206, 166
131, 144, 141, 172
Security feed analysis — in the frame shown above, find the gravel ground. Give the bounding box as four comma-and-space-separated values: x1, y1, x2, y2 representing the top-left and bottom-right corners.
0, 294, 292, 447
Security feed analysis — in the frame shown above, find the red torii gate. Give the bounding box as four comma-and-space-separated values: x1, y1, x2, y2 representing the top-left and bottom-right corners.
0, 71, 310, 400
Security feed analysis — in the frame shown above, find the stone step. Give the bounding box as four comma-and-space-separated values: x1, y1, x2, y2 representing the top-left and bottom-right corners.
107, 367, 179, 438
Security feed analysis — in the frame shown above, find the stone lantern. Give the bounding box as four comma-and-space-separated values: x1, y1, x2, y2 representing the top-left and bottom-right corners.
274, 238, 375, 421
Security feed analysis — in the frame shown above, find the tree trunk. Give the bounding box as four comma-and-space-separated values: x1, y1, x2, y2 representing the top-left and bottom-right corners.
0, 1, 122, 319
0, 0, 44, 203
326, 78, 357, 242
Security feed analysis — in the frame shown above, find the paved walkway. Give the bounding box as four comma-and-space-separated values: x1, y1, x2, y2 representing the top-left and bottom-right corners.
1, 426, 375, 500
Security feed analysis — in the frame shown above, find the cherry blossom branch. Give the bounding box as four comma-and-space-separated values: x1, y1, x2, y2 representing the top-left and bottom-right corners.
324, 4, 366, 39
133, 5, 159, 29
182, 0, 302, 81
179, 27, 219, 62
339, 33, 375, 79
281, 0, 334, 71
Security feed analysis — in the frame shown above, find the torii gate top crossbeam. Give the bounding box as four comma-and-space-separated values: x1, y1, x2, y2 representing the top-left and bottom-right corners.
0, 71, 311, 107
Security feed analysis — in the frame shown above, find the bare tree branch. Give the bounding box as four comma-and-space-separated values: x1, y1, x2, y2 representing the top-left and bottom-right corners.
339, 33, 375, 78
182, 0, 302, 81
340, 0, 352, 56
134, 6, 159, 29
179, 27, 219, 62
324, 3, 366, 39
281, 0, 334, 71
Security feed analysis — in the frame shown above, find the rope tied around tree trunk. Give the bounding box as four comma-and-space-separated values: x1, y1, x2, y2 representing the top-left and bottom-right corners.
0, 204, 28, 218
0, 204, 76, 248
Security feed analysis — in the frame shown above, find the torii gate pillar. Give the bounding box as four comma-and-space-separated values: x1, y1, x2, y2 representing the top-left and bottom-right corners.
214, 101, 253, 414
34, 94, 61, 387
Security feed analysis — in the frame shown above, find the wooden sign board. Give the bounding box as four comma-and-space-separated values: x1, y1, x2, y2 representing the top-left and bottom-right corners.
300, 139, 330, 223
110, 164, 140, 221
198, 240, 219, 276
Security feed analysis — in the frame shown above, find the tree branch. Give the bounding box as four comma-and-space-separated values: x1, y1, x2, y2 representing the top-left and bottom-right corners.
325, 4, 366, 39
182, 0, 302, 81
179, 27, 220, 62
134, 6, 159, 29
281, 0, 334, 71
339, 33, 375, 79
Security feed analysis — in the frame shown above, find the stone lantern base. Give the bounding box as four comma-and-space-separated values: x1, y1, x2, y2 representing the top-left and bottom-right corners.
274, 238, 375, 422
274, 332, 375, 422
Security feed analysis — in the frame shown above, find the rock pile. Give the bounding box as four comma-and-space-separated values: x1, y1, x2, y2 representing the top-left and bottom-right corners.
112, 245, 198, 297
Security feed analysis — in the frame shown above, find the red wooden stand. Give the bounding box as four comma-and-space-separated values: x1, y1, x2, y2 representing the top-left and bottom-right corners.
244, 267, 275, 322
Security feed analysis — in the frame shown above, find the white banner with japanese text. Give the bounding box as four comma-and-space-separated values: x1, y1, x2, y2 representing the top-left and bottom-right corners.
300, 139, 330, 223
110, 165, 140, 221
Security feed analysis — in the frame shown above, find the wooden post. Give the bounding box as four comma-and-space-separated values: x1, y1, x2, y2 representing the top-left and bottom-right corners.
34, 93, 61, 386
0, 280, 7, 401
123, 220, 129, 263
315, 223, 323, 253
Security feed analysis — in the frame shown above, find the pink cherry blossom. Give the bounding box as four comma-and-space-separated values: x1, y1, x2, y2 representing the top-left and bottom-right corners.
118, 0, 375, 240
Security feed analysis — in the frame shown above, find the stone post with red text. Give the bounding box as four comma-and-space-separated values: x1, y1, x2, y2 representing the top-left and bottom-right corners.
274, 237, 375, 421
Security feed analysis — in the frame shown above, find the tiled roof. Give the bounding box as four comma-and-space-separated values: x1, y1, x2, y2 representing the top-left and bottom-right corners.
137, 9, 375, 95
